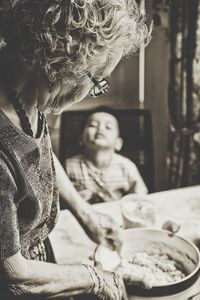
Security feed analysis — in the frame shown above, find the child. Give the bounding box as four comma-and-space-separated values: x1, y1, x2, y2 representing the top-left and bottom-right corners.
66, 107, 148, 204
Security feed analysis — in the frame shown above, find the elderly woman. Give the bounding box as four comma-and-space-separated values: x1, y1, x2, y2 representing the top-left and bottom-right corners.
0, 0, 151, 299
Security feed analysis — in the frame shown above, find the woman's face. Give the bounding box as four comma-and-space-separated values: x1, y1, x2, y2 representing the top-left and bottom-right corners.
38, 50, 123, 114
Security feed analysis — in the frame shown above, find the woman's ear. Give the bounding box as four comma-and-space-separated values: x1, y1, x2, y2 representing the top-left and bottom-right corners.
115, 137, 123, 152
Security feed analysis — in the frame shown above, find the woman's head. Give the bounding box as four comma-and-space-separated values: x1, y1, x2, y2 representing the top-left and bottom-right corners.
0, 0, 152, 112
1, 0, 151, 79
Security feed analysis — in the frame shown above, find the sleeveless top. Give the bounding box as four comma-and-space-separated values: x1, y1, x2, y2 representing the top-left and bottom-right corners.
0, 109, 59, 260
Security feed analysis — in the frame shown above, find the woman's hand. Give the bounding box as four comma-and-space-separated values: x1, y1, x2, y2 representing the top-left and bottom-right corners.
85, 209, 123, 251
122, 269, 152, 289
87, 265, 127, 300
98, 271, 127, 300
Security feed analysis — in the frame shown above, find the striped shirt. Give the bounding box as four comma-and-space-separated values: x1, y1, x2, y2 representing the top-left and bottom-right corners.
66, 153, 148, 204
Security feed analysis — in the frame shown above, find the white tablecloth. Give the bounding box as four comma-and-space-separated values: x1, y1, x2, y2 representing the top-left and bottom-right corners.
49, 185, 200, 298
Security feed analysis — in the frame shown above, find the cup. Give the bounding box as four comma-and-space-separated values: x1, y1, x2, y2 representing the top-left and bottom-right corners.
121, 194, 155, 229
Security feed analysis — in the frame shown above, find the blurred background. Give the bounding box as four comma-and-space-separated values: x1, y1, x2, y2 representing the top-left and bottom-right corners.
47, 0, 200, 193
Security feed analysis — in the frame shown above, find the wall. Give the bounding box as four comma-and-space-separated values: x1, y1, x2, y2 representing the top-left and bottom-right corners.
145, 27, 170, 191
47, 27, 170, 192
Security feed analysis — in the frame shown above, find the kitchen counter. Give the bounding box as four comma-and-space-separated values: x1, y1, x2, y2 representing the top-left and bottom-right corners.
49, 185, 200, 299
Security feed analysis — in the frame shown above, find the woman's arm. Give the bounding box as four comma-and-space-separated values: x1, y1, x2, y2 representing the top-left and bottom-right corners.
1, 251, 125, 299
1, 251, 92, 298
53, 153, 122, 250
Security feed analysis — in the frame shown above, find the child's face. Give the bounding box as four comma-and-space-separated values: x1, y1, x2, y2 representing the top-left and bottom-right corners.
82, 112, 121, 151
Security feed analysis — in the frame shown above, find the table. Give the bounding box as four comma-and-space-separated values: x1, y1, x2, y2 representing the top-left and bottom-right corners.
113, 185, 200, 243
49, 185, 200, 298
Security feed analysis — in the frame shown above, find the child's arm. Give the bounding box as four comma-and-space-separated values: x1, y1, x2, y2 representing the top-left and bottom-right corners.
126, 160, 148, 194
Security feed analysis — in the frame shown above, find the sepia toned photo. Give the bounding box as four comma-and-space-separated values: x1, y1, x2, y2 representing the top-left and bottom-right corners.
0, 0, 200, 299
